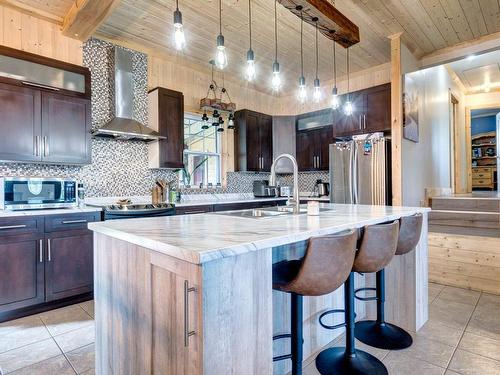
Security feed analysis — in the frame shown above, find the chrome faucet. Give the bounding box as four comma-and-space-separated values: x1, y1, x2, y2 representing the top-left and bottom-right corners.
269, 154, 300, 214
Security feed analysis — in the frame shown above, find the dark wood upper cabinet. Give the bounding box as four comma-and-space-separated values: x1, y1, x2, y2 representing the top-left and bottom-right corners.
331, 83, 391, 137
0, 83, 41, 162
41, 92, 91, 164
0, 47, 92, 165
296, 126, 333, 171
148, 87, 184, 169
234, 109, 273, 172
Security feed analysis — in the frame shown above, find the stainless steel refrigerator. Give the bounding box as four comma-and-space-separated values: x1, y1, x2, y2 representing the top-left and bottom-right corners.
329, 135, 392, 205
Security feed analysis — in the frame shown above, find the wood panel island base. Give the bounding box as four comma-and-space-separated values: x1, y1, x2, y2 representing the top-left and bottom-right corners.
89, 204, 429, 375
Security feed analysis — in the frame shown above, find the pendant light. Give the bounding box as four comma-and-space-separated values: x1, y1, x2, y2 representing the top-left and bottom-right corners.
173, 0, 185, 50
215, 0, 228, 70
218, 116, 225, 132
297, 8, 307, 103
343, 47, 353, 116
245, 0, 255, 81
227, 113, 235, 129
331, 39, 340, 110
201, 112, 209, 129
271, 0, 281, 91
313, 18, 321, 103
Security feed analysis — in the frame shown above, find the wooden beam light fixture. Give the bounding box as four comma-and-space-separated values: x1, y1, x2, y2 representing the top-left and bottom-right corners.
277, 0, 360, 48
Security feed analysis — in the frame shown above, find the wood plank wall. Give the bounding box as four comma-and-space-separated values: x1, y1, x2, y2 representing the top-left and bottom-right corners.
429, 232, 500, 295
0, 4, 83, 65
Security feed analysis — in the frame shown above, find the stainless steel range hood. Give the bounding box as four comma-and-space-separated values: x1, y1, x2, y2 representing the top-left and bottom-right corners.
92, 48, 165, 142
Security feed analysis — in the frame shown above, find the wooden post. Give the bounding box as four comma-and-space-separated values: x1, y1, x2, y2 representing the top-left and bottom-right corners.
389, 33, 403, 206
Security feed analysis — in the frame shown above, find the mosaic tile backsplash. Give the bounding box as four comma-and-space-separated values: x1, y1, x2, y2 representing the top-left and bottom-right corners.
0, 38, 330, 197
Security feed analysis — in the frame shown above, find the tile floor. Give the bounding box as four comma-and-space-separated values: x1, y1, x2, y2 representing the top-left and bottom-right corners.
1, 284, 500, 374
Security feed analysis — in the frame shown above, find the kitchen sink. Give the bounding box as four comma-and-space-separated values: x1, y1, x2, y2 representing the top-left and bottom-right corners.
213, 206, 333, 219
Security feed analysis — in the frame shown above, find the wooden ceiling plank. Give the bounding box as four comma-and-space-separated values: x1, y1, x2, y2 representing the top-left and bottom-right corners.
418, 0, 461, 45
380, 0, 438, 54
62, 0, 122, 40
439, 0, 475, 42
478, 0, 500, 35
0, 0, 63, 24
458, 0, 488, 38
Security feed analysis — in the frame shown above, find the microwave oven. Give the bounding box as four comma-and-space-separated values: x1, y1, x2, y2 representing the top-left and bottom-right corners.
0, 177, 78, 210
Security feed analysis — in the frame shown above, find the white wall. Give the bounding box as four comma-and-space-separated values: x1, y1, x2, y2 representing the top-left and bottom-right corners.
402, 65, 466, 206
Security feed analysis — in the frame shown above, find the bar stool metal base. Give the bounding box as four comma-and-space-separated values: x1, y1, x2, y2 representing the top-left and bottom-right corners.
315, 347, 388, 375
355, 320, 413, 350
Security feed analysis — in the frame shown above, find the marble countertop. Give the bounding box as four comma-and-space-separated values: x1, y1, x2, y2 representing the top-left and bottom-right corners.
89, 203, 430, 265
0, 206, 102, 218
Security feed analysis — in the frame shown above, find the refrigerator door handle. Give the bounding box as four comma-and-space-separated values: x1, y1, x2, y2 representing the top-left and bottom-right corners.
352, 145, 359, 204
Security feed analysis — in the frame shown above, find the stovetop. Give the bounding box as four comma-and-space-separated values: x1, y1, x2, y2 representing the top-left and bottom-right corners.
105, 203, 174, 211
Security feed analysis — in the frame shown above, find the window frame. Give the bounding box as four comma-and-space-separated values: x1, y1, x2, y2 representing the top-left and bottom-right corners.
181, 112, 222, 187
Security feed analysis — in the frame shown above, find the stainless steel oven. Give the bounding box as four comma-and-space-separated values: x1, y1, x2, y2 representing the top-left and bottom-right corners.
0, 177, 77, 210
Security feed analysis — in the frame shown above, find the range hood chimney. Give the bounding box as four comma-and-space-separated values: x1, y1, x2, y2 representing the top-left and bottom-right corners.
91, 47, 165, 142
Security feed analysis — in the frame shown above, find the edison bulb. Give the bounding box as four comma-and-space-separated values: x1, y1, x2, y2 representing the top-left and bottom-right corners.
313, 86, 321, 103
271, 71, 281, 90
246, 60, 255, 81
174, 24, 185, 50
298, 85, 307, 103
216, 46, 228, 69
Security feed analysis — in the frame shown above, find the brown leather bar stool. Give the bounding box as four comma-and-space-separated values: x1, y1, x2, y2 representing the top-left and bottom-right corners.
272, 230, 358, 375
354, 213, 423, 350
316, 220, 399, 375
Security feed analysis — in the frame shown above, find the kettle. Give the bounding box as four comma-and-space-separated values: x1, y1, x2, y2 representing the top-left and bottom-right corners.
315, 179, 330, 197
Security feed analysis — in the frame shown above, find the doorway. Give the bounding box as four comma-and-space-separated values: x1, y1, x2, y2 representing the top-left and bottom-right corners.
467, 106, 499, 192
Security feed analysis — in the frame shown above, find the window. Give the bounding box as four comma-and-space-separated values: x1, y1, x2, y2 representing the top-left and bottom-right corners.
181, 113, 221, 187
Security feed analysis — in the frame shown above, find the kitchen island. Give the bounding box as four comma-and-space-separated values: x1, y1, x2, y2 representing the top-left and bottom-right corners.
88, 203, 429, 375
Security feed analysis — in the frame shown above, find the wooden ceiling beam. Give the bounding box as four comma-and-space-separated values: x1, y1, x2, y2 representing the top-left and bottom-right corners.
277, 0, 360, 48
0, 0, 63, 24
62, 0, 122, 40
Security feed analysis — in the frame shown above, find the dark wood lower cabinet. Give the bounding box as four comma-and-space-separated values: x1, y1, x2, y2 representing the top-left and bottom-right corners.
0, 213, 98, 322
0, 236, 45, 313
45, 230, 94, 302
178, 200, 287, 215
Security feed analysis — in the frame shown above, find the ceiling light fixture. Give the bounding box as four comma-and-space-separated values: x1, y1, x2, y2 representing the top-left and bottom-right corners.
297, 7, 307, 103
313, 18, 321, 103
173, 0, 185, 50
271, 0, 281, 91
343, 47, 353, 116
201, 112, 209, 129
245, 0, 256, 81
331, 38, 340, 110
215, 0, 228, 70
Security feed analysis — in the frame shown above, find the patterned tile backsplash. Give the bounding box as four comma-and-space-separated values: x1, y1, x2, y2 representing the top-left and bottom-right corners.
0, 38, 330, 198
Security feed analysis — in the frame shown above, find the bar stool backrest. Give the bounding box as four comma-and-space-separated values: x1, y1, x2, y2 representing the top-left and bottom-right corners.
286, 230, 358, 296
396, 213, 423, 256
353, 220, 399, 273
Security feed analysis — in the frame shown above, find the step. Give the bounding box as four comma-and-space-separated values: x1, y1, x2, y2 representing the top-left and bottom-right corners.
430, 197, 500, 213
428, 210, 500, 230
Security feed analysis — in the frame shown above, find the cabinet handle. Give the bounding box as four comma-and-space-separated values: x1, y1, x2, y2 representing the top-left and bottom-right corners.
62, 219, 88, 224
43, 136, 49, 157
184, 280, 196, 347
21, 81, 60, 91
364, 114, 366, 129
34, 136, 39, 156
0, 224, 27, 230
39, 239, 43, 263
47, 239, 51, 261
359, 115, 362, 130
183, 210, 206, 214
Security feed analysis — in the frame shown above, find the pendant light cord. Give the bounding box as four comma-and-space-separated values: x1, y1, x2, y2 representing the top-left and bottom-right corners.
315, 21, 319, 79
347, 47, 350, 100
176, 0, 179, 11
300, 11, 304, 77
248, 0, 252, 49
219, 0, 222, 35
274, 0, 278, 62
333, 40, 337, 87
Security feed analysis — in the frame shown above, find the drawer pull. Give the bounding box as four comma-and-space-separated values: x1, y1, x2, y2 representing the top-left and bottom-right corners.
0, 224, 27, 230
39, 240, 43, 263
184, 210, 206, 215
184, 280, 196, 347
62, 219, 88, 224
47, 239, 51, 262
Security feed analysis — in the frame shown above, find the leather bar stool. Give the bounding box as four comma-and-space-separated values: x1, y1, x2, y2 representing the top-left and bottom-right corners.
354, 213, 423, 350
316, 220, 399, 375
272, 231, 358, 375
